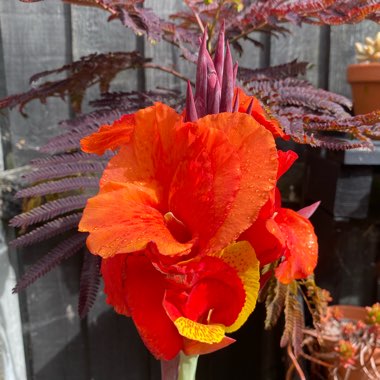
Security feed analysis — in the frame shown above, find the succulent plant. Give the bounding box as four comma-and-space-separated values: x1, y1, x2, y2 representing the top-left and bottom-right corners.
355, 31, 380, 63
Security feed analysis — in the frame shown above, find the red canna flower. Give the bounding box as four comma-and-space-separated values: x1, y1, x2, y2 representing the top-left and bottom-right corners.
78, 101, 278, 358
77, 27, 317, 362
101, 241, 260, 360
79, 103, 278, 259
240, 150, 318, 284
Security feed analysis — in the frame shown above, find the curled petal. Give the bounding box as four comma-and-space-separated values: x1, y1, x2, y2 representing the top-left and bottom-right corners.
274, 209, 318, 284
79, 184, 193, 258
277, 150, 299, 179
174, 317, 225, 344
215, 241, 260, 333
240, 218, 285, 266
81, 114, 135, 155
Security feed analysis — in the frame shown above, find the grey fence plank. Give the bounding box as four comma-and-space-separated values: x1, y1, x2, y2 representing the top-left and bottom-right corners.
71, 6, 140, 113
270, 24, 321, 87
144, 1, 194, 93
0, 1, 71, 167
329, 21, 379, 98
236, 33, 269, 71
0, 3, 89, 379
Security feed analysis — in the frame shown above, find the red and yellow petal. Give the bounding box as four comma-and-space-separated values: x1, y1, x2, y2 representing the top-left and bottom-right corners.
81, 114, 135, 155
164, 256, 245, 326
197, 112, 278, 253
215, 241, 260, 333
274, 208, 318, 284
79, 184, 193, 258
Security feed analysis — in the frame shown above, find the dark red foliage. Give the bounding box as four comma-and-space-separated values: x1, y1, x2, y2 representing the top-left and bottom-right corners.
0, 52, 150, 114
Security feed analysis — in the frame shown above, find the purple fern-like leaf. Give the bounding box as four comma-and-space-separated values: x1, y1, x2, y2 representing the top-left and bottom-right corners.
12, 233, 87, 293
10, 195, 88, 228
23, 162, 106, 183
78, 251, 101, 319
11, 213, 82, 248
29, 152, 97, 167
15, 177, 100, 198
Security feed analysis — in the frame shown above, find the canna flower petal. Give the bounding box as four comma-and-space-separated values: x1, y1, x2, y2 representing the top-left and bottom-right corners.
80, 104, 278, 259
239, 217, 285, 266
102, 243, 260, 360
81, 114, 135, 155
182, 336, 235, 356
237, 88, 289, 139
123, 254, 183, 360
277, 150, 299, 179
79, 182, 194, 257
101, 253, 130, 316
274, 208, 318, 284
241, 148, 318, 282
164, 256, 246, 327
174, 318, 225, 344
216, 241, 260, 333
196, 112, 278, 253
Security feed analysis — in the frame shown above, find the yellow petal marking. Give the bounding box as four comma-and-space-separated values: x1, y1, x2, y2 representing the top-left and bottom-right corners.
174, 317, 225, 344
215, 241, 260, 333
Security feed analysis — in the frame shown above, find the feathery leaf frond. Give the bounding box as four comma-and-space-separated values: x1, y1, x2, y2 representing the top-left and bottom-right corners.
10, 195, 88, 228
78, 251, 101, 319
11, 213, 83, 248
12, 233, 87, 293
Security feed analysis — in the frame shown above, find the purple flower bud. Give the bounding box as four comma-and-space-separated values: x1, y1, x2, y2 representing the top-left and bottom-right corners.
246, 98, 254, 115
195, 30, 209, 117
232, 90, 239, 113
214, 20, 225, 84
220, 43, 234, 112
185, 81, 198, 122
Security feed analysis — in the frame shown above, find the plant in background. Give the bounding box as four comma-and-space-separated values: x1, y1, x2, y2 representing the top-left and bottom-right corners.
293, 302, 380, 380
1, 0, 380, 378
355, 32, 380, 63
347, 30, 380, 114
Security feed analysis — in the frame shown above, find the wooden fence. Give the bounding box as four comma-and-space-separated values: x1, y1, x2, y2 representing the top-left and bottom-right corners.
0, 2, 379, 379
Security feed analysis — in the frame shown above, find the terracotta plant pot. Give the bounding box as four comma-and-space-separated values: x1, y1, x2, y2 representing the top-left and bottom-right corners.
328, 305, 380, 380
347, 62, 380, 115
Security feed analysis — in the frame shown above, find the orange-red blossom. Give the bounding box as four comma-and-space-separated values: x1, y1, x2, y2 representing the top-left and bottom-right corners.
78, 97, 318, 359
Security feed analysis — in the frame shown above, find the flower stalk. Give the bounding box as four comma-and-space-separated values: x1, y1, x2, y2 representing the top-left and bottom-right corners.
178, 353, 199, 380
161, 353, 199, 380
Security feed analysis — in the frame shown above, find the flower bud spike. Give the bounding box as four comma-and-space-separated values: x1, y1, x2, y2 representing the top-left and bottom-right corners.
246, 98, 254, 115
214, 20, 225, 83
232, 89, 240, 113
185, 81, 198, 122
195, 29, 209, 117
233, 62, 238, 86
206, 70, 218, 114
220, 43, 234, 112
209, 73, 221, 115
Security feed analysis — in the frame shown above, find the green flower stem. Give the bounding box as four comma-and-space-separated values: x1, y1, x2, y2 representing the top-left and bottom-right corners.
178, 352, 199, 380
